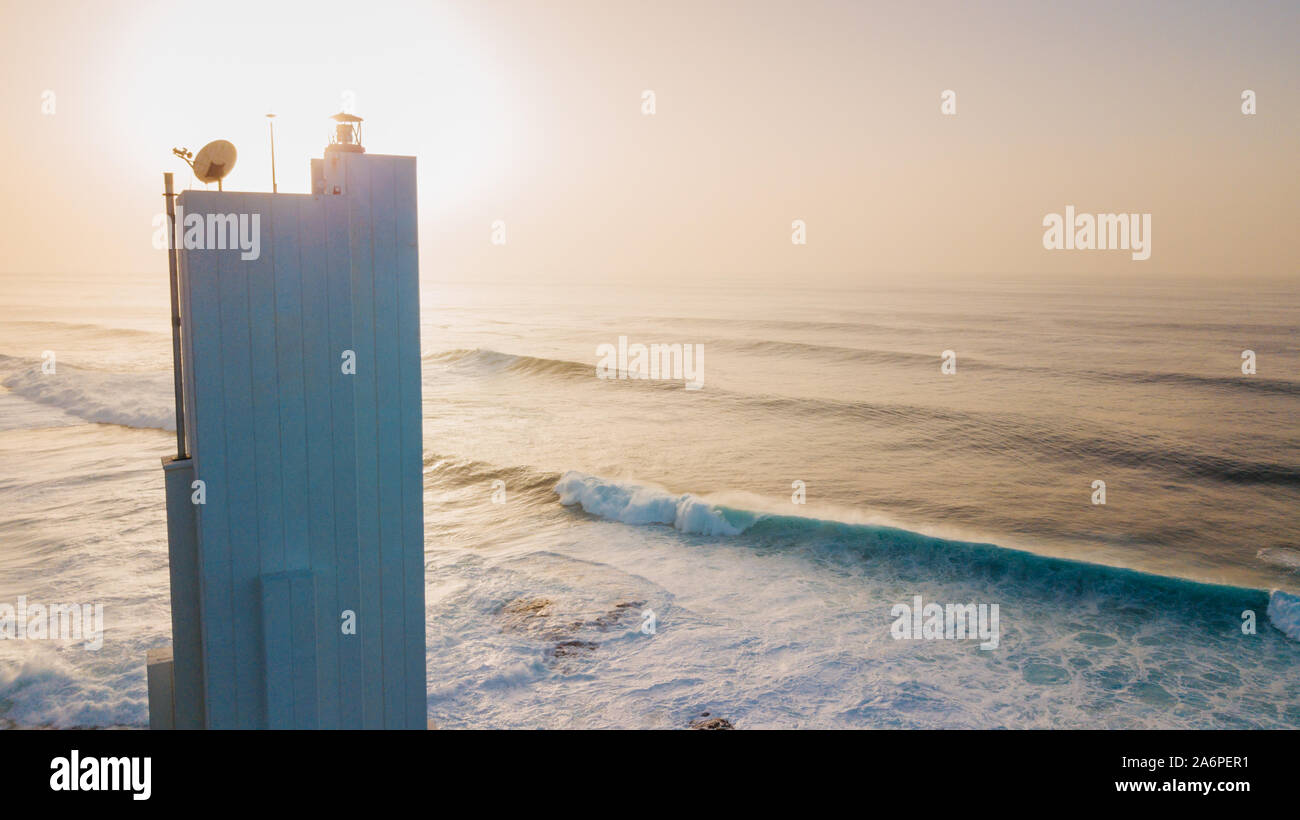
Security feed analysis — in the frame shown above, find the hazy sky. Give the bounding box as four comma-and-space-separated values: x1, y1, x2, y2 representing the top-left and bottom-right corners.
2, 0, 1296, 284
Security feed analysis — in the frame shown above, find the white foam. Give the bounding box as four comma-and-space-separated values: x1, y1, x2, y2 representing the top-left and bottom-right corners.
1267, 590, 1300, 642
1, 364, 173, 431
555, 471, 742, 536
0, 647, 146, 728
1258, 547, 1300, 572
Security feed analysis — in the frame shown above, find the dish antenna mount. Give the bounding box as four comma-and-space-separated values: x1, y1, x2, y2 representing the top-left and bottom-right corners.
172, 139, 238, 190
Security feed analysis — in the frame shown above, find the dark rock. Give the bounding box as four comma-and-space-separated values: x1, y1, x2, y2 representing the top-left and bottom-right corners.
500, 597, 581, 641
689, 716, 734, 730
592, 600, 646, 631
501, 597, 552, 616
550, 640, 599, 658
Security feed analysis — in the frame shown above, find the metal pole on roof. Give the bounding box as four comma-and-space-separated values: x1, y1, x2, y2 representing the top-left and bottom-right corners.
267, 114, 278, 193
164, 172, 187, 459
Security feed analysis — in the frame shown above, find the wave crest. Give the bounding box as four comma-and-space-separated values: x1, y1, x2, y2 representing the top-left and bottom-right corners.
551, 469, 1300, 642
1267, 591, 1300, 642
555, 471, 742, 535
1, 360, 173, 431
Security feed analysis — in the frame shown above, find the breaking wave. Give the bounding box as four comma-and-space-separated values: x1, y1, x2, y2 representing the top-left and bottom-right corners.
551, 469, 1299, 641
0, 355, 174, 431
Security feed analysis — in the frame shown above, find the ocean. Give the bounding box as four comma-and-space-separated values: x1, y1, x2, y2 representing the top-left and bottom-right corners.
1, 272, 1298, 728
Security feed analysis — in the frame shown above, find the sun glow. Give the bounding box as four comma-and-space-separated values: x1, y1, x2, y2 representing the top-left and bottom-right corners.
115, 0, 518, 210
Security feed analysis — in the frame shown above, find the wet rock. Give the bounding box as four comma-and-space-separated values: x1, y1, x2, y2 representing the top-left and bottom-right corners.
502, 597, 552, 616
500, 596, 649, 640
689, 716, 734, 730
689, 710, 734, 729
549, 640, 599, 658
591, 600, 646, 631
501, 596, 653, 669
499, 597, 583, 640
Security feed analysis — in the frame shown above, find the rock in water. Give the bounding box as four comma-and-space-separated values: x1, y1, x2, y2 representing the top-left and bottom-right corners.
689, 716, 734, 730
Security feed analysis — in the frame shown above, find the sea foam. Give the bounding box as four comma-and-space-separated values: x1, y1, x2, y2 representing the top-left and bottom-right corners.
1267, 590, 1300, 642
1, 364, 173, 431
555, 471, 741, 536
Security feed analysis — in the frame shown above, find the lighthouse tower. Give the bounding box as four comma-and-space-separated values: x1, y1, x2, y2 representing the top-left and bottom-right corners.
150, 115, 426, 729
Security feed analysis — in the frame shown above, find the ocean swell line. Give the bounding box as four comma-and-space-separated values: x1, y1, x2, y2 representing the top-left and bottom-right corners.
552, 469, 1298, 641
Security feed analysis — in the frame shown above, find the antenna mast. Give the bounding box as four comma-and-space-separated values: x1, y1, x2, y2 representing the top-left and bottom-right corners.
266, 114, 278, 193
163, 172, 187, 458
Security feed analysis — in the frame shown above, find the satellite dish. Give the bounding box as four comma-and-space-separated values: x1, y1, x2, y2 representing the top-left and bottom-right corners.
192, 140, 237, 187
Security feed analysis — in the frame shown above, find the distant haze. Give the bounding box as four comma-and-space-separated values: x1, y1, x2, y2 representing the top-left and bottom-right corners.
1, 0, 1296, 284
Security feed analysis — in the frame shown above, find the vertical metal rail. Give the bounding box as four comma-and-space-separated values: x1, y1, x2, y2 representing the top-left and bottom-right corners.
164, 172, 187, 458
268, 114, 278, 193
